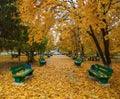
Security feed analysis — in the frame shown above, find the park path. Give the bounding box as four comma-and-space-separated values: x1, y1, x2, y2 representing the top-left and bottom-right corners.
28, 55, 93, 99
33, 55, 120, 99
0, 55, 120, 98
40, 55, 79, 83
33, 55, 84, 98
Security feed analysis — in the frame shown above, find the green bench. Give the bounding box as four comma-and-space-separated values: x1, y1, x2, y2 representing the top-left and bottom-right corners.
67, 54, 72, 57
46, 53, 51, 58
39, 57, 46, 66
11, 54, 19, 58
10, 64, 34, 84
72, 56, 77, 60
74, 58, 83, 66
88, 64, 113, 84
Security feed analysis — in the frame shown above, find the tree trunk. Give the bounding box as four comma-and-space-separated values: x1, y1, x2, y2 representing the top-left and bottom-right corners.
18, 48, 21, 61
81, 44, 84, 57
89, 25, 107, 65
30, 48, 35, 62
27, 48, 35, 63
101, 28, 111, 67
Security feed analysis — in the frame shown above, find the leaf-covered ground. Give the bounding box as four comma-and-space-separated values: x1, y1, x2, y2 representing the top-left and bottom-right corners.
0, 55, 120, 99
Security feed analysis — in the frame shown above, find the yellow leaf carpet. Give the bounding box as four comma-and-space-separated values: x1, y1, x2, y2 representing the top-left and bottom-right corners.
0, 55, 120, 99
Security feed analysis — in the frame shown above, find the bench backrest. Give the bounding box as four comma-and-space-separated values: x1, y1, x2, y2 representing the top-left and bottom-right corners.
10, 64, 26, 74
94, 64, 113, 76
76, 58, 83, 62
45, 53, 50, 56
39, 57, 45, 61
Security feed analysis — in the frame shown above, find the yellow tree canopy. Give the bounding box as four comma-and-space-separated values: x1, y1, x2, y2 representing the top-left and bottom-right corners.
18, 0, 55, 46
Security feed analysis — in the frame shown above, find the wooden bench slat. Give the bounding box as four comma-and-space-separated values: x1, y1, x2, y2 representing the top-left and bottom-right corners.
88, 64, 113, 84
10, 64, 34, 83
39, 57, 46, 66
74, 58, 83, 66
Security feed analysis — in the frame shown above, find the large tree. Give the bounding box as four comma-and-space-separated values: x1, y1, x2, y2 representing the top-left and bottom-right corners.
79, 0, 120, 67
55, 0, 120, 68
0, 0, 28, 53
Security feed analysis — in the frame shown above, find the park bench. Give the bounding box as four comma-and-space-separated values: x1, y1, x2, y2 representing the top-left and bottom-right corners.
74, 58, 83, 66
67, 54, 72, 57
10, 64, 34, 84
44, 52, 52, 58
11, 53, 19, 58
47, 54, 51, 58
39, 57, 46, 66
88, 64, 113, 84
88, 56, 100, 61
72, 56, 77, 60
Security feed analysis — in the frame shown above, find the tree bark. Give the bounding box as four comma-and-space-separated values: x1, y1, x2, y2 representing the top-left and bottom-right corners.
89, 25, 107, 65
101, 28, 111, 67
18, 48, 21, 61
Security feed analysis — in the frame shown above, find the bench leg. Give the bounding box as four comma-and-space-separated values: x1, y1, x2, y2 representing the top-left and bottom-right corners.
13, 82, 24, 85
13, 76, 25, 83
88, 72, 96, 78
96, 81, 110, 86
88, 75, 96, 79
74, 63, 81, 66
26, 75, 33, 79
26, 71, 34, 78
97, 78, 109, 84
40, 63, 44, 66
40, 62, 46, 66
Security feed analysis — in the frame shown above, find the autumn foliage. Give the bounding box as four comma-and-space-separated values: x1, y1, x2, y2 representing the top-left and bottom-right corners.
0, 55, 120, 98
